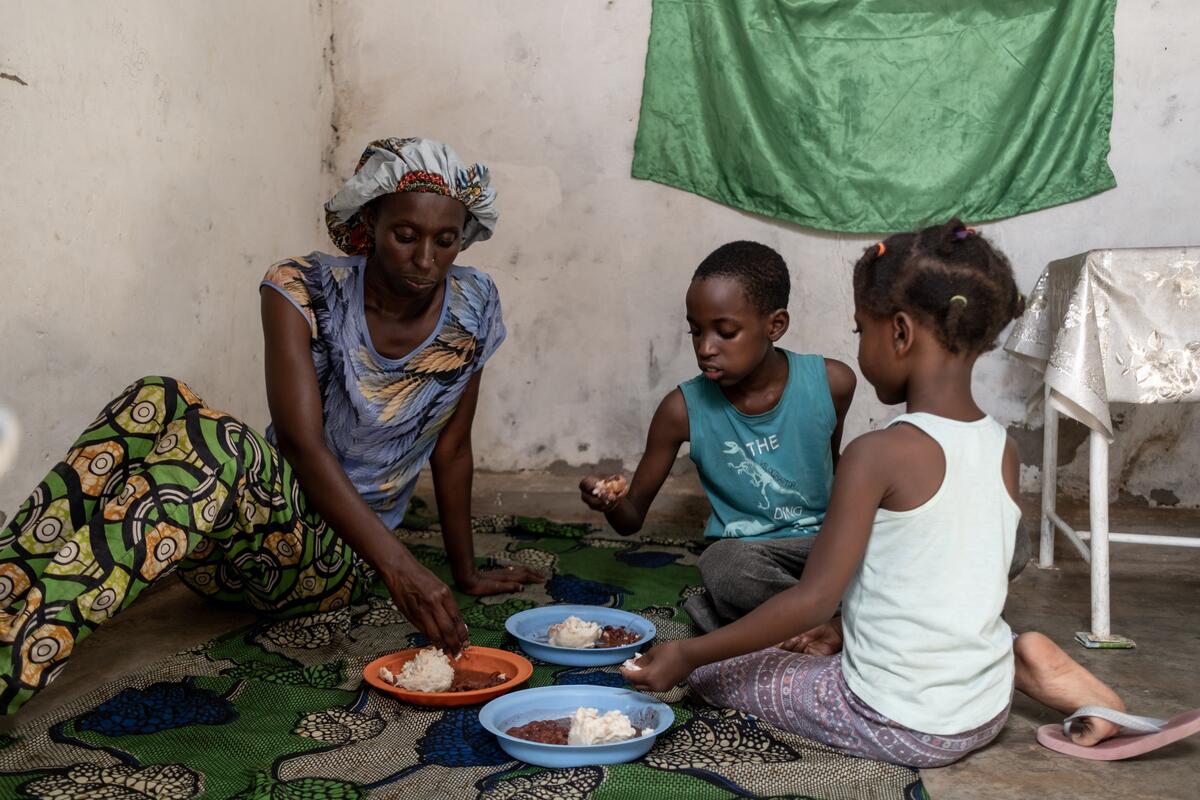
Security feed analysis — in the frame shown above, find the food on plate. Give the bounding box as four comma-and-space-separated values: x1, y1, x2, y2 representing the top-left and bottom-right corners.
547, 615, 602, 648
597, 625, 641, 647
567, 706, 644, 745
506, 718, 570, 744
378, 647, 508, 693
547, 616, 641, 649
506, 706, 652, 745
449, 668, 509, 691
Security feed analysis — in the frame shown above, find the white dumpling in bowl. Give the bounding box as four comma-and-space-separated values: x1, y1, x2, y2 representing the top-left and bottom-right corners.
547, 615, 602, 648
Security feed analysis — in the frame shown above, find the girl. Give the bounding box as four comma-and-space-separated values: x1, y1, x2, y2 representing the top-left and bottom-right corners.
623, 220, 1131, 766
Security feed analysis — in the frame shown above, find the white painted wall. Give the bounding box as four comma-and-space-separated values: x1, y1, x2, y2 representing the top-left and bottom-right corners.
2, 1, 1197, 516
0, 1, 334, 512
329, 0, 1200, 506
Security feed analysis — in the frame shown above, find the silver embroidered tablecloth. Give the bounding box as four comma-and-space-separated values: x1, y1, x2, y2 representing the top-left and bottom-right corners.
1004, 248, 1200, 437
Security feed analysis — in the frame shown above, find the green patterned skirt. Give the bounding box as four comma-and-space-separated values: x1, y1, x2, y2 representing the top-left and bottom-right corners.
0, 376, 365, 715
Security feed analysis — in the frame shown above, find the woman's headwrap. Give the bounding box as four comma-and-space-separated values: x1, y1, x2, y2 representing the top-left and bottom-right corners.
324, 137, 498, 256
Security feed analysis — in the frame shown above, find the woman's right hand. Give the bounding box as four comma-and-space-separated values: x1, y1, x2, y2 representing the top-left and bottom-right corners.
382, 554, 470, 656
579, 474, 628, 512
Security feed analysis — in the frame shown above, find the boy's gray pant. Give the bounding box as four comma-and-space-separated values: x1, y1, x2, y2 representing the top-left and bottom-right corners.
693, 520, 1033, 631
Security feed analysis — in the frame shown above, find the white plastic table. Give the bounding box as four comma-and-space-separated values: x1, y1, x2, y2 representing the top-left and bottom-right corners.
1004, 248, 1200, 649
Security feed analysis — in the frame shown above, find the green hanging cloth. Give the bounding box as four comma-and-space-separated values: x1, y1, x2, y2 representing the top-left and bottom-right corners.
632, 1, 1116, 233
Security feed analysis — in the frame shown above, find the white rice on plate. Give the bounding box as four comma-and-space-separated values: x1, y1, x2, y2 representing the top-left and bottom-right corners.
566, 707, 648, 745
547, 615, 602, 648
378, 647, 455, 693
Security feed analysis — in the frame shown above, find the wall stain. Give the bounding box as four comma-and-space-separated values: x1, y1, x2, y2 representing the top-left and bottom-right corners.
321, 31, 342, 178
647, 341, 661, 386
1006, 420, 1088, 469
1117, 431, 1176, 490
1010, 420, 1188, 507
1, 72, 29, 87
1161, 94, 1179, 129
1150, 488, 1180, 507
547, 457, 623, 476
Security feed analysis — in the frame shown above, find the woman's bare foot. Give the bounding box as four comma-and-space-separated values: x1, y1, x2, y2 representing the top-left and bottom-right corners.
1014, 631, 1125, 746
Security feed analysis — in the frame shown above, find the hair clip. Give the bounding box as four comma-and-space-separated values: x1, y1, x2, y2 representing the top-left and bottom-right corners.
949, 294, 969, 306
953, 227, 978, 240
875, 242, 886, 257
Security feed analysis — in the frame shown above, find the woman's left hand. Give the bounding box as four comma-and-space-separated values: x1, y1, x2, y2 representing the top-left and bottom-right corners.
456, 565, 545, 596
619, 641, 695, 692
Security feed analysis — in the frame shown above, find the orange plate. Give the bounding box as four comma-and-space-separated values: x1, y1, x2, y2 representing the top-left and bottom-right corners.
363, 647, 534, 707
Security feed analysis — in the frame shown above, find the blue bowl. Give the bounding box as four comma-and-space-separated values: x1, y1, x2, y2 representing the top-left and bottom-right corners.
504, 605, 655, 666
479, 685, 673, 767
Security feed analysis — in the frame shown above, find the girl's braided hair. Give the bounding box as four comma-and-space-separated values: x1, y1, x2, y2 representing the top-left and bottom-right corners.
852, 219, 1025, 355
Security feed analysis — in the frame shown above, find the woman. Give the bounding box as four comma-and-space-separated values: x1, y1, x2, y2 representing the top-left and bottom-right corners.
0, 137, 541, 716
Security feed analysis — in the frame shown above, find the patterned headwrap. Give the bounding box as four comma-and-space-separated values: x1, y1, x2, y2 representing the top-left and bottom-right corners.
324, 137, 498, 256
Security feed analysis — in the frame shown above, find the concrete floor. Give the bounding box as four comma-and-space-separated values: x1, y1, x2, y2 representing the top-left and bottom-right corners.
8, 471, 1200, 799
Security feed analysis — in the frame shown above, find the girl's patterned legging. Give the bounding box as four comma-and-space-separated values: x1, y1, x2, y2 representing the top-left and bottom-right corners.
0, 376, 365, 715
688, 647, 1010, 768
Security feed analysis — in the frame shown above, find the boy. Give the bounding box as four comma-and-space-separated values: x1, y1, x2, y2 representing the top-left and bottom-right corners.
580, 241, 856, 634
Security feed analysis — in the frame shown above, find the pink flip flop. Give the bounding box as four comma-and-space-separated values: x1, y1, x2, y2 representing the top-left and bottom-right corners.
1037, 705, 1200, 761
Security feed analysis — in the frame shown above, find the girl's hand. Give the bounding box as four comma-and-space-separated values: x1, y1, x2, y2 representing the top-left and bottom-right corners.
383, 557, 470, 656
778, 618, 843, 656
579, 474, 628, 512
619, 641, 695, 692
457, 565, 545, 596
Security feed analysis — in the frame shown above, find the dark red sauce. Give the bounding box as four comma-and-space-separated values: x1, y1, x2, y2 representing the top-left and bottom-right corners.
449, 669, 508, 692
507, 718, 571, 744
597, 625, 641, 648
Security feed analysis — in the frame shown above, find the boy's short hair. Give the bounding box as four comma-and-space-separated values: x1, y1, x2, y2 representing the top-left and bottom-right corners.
692, 241, 790, 313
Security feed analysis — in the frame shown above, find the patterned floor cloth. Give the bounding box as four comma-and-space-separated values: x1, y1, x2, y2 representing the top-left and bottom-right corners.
0, 516, 929, 800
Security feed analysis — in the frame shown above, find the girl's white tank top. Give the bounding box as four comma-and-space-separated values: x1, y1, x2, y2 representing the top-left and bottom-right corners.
840, 412, 1019, 735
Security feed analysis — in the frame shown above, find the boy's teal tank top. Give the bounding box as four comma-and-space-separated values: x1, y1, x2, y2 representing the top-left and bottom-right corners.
679, 350, 836, 540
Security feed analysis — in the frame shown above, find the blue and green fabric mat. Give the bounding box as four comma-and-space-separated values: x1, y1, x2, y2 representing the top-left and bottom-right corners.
0, 515, 928, 799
